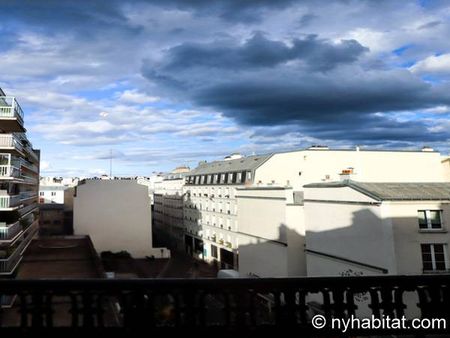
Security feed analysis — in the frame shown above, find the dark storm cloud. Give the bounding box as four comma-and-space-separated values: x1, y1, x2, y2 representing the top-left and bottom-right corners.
196, 75, 450, 143
143, 32, 450, 144
139, 0, 298, 22
194, 70, 434, 125
162, 33, 368, 71
0, 0, 139, 36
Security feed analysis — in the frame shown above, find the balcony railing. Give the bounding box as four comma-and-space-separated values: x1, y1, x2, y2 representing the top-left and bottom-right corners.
0, 221, 22, 241
0, 165, 20, 178
0, 97, 24, 123
0, 195, 21, 209
0, 220, 37, 274
16, 159, 39, 174
0, 135, 24, 153
19, 191, 37, 201
0, 274, 449, 335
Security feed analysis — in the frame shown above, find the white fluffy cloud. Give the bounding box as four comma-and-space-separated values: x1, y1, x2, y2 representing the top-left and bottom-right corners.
410, 53, 450, 74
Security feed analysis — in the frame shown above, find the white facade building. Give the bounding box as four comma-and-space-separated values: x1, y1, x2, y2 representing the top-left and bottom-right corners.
153, 167, 189, 250
73, 179, 169, 258
137, 174, 164, 205
303, 181, 450, 276
39, 185, 66, 204
302, 181, 450, 318
181, 147, 448, 274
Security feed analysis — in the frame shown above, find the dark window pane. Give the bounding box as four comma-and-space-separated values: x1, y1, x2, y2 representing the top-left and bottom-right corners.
418, 211, 427, 228
423, 261, 433, 270
434, 245, 444, 254
435, 261, 446, 270
211, 245, 218, 258
421, 244, 431, 253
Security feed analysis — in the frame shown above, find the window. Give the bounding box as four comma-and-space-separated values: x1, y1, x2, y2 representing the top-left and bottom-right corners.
418, 210, 443, 230
227, 173, 233, 184
39, 192, 44, 196
51, 192, 56, 196
230, 172, 236, 183
240, 171, 246, 183
211, 245, 218, 258
421, 244, 448, 271
0, 154, 10, 165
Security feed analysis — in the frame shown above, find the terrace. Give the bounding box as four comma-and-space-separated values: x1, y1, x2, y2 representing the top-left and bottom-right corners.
0, 274, 448, 336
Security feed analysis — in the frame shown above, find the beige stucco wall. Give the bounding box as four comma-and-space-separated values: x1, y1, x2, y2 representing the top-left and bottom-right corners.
73, 180, 154, 258
304, 186, 450, 278
387, 201, 450, 275
254, 149, 445, 190
304, 186, 397, 276
236, 188, 306, 277
442, 157, 450, 181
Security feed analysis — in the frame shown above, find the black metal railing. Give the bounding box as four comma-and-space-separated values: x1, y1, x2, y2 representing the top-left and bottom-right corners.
0, 274, 449, 337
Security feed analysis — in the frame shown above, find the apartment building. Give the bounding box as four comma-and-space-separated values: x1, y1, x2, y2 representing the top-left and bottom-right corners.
303, 181, 450, 318
153, 166, 189, 250
39, 185, 66, 204
0, 88, 40, 288
304, 181, 450, 276
182, 147, 448, 273
73, 179, 169, 258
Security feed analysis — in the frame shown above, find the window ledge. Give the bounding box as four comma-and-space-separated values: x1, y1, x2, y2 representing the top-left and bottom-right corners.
423, 270, 450, 274
418, 229, 447, 233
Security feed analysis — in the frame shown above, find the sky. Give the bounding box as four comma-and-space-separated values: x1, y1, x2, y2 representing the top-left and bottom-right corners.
1, 0, 450, 177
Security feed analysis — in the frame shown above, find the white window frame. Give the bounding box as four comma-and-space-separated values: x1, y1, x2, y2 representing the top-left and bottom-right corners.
422, 243, 449, 271
418, 210, 444, 230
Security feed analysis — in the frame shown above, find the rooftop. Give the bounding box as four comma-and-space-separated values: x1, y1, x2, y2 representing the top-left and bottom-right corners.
189, 154, 272, 175
304, 180, 450, 201
39, 185, 68, 191
17, 236, 104, 279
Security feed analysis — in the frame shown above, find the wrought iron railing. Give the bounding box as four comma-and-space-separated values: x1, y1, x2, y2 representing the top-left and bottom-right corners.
0, 274, 448, 336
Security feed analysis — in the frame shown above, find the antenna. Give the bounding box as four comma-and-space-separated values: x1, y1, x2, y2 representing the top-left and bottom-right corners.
109, 149, 113, 178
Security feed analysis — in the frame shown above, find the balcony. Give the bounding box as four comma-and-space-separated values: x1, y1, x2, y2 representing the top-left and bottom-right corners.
0, 165, 20, 179
20, 191, 38, 201
0, 195, 21, 210
0, 274, 449, 335
0, 97, 25, 132
0, 135, 24, 154
0, 221, 22, 242
16, 158, 39, 174
0, 220, 37, 274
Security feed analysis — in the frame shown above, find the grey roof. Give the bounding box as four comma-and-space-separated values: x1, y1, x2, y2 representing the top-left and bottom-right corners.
303, 180, 450, 201
189, 154, 272, 175
39, 185, 68, 191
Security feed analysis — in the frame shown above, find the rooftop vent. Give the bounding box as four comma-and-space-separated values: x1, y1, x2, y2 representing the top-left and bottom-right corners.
422, 146, 434, 152
308, 145, 329, 150
224, 153, 243, 161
